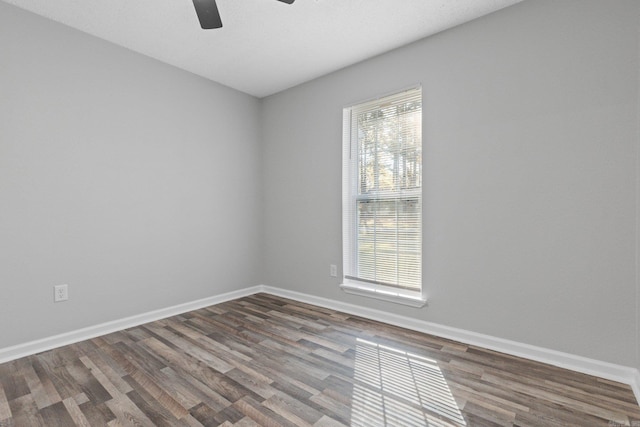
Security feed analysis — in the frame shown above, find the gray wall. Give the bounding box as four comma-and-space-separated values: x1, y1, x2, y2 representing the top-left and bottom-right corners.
637, 19, 640, 374
262, 0, 640, 367
0, 3, 263, 347
2, 0, 639, 370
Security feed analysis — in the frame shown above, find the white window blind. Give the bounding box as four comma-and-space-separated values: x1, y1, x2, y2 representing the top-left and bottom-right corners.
342, 87, 422, 298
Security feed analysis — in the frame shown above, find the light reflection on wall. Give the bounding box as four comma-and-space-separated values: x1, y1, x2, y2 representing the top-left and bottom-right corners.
351, 338, 466, 427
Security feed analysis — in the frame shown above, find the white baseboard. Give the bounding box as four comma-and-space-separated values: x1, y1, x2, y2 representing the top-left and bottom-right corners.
0, 285, 262, 364
631, 370, 640, 406
1, 283, 639, 407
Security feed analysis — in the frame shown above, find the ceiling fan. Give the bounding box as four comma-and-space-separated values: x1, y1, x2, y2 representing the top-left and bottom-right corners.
192, 0, 295, 29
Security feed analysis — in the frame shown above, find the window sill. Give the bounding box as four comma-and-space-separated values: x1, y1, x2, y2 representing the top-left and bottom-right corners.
340, 282, 428, 308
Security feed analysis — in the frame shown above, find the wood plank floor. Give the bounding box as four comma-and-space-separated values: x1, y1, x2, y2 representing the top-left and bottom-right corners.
0, 293, 639, 426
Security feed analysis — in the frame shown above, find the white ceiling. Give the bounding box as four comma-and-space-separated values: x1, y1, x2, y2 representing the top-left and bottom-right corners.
2, 0, 523, 98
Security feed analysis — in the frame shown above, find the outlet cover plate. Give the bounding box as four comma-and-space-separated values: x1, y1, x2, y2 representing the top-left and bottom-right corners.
54, 284, 68, 302
330, 264, 337, 277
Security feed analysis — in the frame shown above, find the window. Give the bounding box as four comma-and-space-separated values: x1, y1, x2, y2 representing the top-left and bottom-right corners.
341, 87, 425, 307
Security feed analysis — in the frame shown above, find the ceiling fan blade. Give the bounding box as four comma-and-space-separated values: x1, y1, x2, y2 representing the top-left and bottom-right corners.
192, 0, 223, 29
277, 0, 295, 4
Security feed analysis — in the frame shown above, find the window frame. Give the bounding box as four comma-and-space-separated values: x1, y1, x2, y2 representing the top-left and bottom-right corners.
341, 86, 427, 308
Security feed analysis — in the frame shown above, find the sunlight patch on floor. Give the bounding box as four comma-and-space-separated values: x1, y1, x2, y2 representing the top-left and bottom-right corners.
351, 338, 466, 427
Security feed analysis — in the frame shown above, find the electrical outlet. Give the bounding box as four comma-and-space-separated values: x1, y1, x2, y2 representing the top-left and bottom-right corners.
54, 284, 68, 302
330, 264, 337, 277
